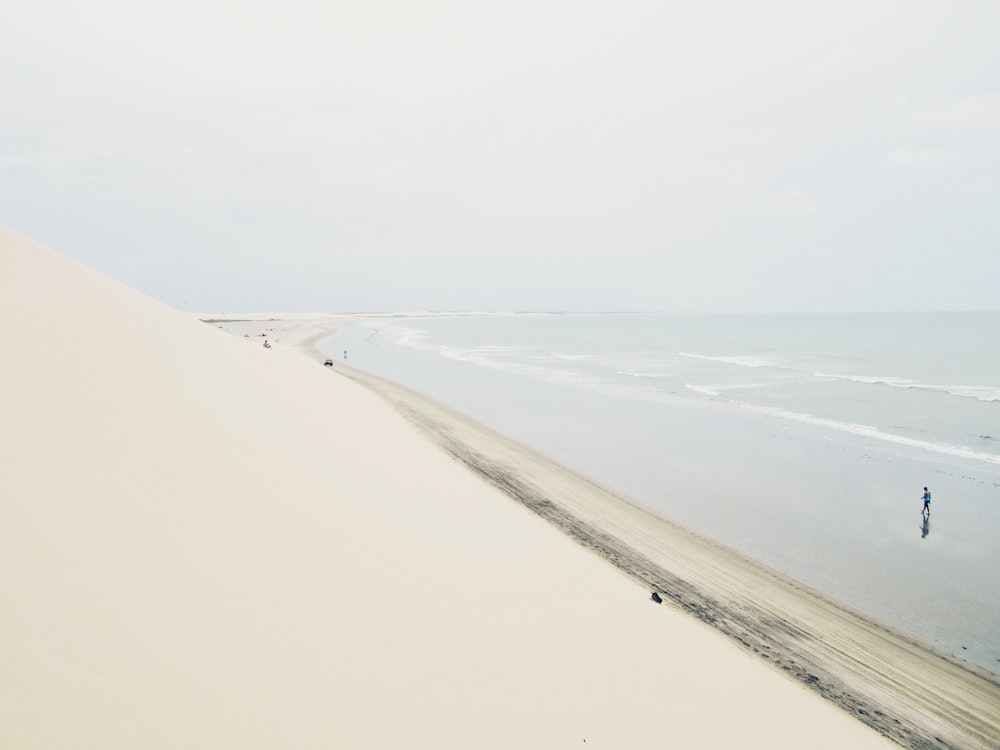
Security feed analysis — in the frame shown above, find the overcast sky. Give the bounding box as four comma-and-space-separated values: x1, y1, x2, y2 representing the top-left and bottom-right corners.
3, 0, 999, 312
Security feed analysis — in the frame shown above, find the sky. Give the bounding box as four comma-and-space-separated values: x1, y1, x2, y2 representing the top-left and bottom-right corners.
2, 0, 999, 313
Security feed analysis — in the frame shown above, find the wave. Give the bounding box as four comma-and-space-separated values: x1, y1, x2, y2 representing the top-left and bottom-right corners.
449, 344, 1000, 465
677, 351, 999, 404
444, 352, 608, 391
550, 351, 595, 361
368, 323, 433, 352
371, 326, 1000, 461
440, 344, 539, 365
359, 310, 550, 319
814, 371, 915, 386
736, 401, 1000, 465
684, 381, 785, 396
685, 384, 719, 396
678, 352, 775, 368
935, 385, 1000, 402
816, 372, 1000, 403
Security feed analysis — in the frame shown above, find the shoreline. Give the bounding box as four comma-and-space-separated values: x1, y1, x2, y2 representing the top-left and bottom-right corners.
281, 321, 1000, 749
339, 313, 1000, 678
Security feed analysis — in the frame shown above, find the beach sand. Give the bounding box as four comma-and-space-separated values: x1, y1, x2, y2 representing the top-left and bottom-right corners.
1, 225, 996, 748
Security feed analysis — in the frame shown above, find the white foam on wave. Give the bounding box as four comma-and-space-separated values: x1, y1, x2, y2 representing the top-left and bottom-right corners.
736, 401, 1000, 466
363, 319, 611, 393
677, 356, 1000, 405
368, 322, 1000, 463
360, 310, 549, 319
685, 384, 719, 396
361, 320, 437, 352
907, 383, 1000, 402
678, 352, 775, 368
439, 343, 537, 365
550, 351, 594, 361
426, 342, 1000, 465
936, 384, 1000, 401
815, 371, 915, 386
816, 371, 1000, 402
684, 380, 784, 396
384, 336, 661, 402
448, 351, 608, 390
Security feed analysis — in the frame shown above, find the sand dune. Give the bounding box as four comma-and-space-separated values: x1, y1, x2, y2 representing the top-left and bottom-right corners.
0, 225, 918, 747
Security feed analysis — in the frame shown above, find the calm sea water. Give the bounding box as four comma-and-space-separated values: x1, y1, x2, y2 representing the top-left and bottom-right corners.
320, 312, 1000, 674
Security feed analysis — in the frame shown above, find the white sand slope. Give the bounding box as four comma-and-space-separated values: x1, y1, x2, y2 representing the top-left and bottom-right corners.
0, 226, 894, 748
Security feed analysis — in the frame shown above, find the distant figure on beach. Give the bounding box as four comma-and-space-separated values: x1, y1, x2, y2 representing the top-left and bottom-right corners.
343, 349, 347, 360
922, 486, 931, 516
263, 340, 271, 349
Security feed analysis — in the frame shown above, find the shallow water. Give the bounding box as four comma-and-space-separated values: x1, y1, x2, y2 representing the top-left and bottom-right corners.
320, 312, 1000, 674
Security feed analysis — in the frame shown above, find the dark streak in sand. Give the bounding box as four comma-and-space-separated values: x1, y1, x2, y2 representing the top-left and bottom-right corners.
322, 357, 1000, 750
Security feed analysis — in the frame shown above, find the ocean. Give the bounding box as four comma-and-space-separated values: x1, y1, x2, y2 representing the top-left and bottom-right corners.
319, 312, 1000, 675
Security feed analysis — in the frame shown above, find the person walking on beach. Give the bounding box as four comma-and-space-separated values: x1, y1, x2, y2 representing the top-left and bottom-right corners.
922, 486, 932, 516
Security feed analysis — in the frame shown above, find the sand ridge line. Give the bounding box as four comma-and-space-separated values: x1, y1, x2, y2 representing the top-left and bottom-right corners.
311, 353, 1000, 750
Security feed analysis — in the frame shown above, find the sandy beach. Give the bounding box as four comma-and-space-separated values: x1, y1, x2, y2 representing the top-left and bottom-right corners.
3, 226, 998, 748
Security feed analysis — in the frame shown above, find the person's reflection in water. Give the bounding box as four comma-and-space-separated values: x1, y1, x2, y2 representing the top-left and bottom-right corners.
921, 513, 931, 539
